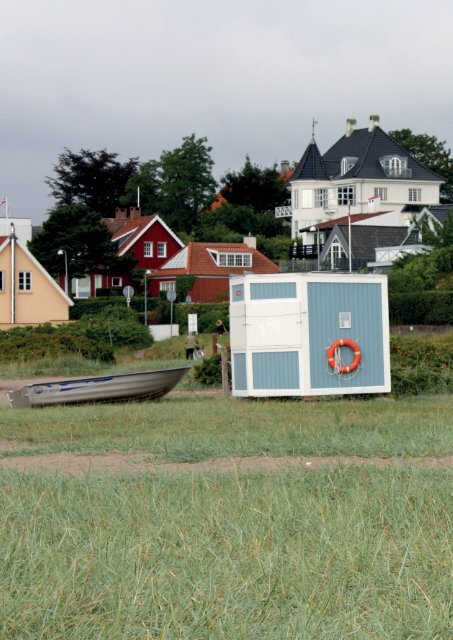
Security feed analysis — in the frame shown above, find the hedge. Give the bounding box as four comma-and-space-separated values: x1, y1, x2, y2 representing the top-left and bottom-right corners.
389, 291, 453, 325
174, 302, 229, 333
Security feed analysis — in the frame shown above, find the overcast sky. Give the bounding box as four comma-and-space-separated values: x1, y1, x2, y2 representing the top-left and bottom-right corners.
1, 0, 452, 224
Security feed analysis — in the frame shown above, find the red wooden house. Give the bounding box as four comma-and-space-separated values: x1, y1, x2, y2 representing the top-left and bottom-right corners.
68, 207, 185, 298
148, 238, 280, 302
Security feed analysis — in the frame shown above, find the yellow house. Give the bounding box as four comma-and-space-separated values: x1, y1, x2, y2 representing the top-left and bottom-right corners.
0, 231, 73, 328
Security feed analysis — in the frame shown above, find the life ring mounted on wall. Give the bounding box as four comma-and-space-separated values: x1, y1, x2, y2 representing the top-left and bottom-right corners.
327, 339, 362, 374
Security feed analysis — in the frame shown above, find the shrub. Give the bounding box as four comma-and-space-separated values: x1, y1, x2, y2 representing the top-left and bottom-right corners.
193, 355, 223, 386
175, 302, 229, 332
389, 291, 453, 325
390, 335, 452, 396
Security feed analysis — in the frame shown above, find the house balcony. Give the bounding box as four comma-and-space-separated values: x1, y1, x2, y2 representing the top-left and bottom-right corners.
275, 206, 292, 218
292, 243, 325, 259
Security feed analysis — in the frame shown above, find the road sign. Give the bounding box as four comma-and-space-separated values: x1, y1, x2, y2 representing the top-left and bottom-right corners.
122, 286, 135, 298
166, 290, 176, 302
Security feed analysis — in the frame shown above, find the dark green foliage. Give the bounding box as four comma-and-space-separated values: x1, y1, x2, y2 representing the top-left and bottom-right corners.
220, 155, 288, 212
257, 235, 294, 261
420, 211, 453, 247
175, 275, 196, 302
120, 160, 162, 217
46, 148, 139, 218
389, 291, 453, 325
0, 324, 114, 363
28, 204, 136, 280
389, 128, 453, 202
174, 302, 229, 332
390, 335, 452, 396
193, 354, 222, 386
158, 134, 217, 233
388, 246, 453, 294
65, 307, 153, 349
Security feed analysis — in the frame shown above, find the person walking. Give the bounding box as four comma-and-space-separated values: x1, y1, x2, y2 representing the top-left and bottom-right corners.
185, 333, 198, 359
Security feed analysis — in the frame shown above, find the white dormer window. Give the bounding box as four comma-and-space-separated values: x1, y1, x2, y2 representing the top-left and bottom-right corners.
380, 155, 411, 178
216, 252, 252, 268
340, 157, 358, 176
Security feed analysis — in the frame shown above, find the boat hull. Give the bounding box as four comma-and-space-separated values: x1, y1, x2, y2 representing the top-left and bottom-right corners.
8, 367, 191, 408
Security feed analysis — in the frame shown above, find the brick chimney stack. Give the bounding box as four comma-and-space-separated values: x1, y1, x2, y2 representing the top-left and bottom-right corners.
345, 118, 356, 137
115, 207, 127, 219
129, 207, 142, 221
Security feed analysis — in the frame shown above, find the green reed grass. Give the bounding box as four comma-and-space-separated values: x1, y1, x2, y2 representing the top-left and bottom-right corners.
0, 467, 450, 639
0, 395, 452, 460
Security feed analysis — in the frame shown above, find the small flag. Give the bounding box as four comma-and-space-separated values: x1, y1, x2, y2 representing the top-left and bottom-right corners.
0, 197, 6, 206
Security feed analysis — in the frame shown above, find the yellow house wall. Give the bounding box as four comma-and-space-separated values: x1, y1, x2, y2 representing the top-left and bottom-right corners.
0, 242, 70, 324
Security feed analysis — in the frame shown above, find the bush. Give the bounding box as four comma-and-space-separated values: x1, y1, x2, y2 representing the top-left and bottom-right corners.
175, 302, 229, 332
193, 355, 222, 386
64, 307, 153, 349
0, 324, 114, 364
390, 335, 452, 395
389, 291, 453, 325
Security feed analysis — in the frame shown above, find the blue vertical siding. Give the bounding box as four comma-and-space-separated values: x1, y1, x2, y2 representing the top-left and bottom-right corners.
250, 282, 297, 300
308, 283, 385, 389
233, 353, 247, 391
252, 352, 300, 389
231, 284, 244, 302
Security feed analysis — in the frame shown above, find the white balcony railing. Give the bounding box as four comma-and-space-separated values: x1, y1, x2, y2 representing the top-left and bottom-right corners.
275, 206, 292, 218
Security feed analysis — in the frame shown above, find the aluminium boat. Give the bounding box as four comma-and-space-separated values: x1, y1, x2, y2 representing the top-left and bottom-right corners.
8, 367, 191, 408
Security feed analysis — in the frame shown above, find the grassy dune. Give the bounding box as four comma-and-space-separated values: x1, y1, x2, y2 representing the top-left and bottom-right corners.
0, 467, 451, 639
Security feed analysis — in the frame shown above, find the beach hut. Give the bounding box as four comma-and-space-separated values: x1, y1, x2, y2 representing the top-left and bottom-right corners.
229, 273, 390, 397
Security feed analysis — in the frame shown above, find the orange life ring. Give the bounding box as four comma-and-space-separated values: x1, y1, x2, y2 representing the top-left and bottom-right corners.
327, 339, 361, 374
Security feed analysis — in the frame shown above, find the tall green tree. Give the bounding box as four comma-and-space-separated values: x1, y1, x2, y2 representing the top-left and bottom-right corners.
389, 129, 453, 203
119, 159, 162, 216
158, 134, 217, 233
220, 155, 288, 212
46, 148, 139, 218
28, 204, 135, 280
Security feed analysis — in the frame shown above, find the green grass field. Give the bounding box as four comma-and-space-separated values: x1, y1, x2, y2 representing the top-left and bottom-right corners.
0, 394, 452, 461
0, 338, 452, 638
0, 467, 451, 639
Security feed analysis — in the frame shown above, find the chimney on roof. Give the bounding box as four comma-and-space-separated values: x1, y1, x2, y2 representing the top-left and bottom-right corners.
368, 114, 380, 132
281, 160, 290, 173
243, 234, 256, 249
345, 118, 356, 137
115, 207, 127, 219
368, 196, 381, 213
129, 207, 142, 221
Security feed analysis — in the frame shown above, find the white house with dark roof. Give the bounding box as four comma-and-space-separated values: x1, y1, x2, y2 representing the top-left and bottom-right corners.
278, 115, 444, 239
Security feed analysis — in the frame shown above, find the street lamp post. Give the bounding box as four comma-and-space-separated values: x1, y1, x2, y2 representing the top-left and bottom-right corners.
309, 226, 321, 271
144, 269, 152, 326
57, 249, 68, 295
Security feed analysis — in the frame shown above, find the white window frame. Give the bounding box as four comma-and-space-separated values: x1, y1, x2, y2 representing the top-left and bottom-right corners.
111, 276, 123, 287
159, 281, 175, 292
18, 271, 32, 292
409, 188, 422, 202
390, 157, 401, 175
293, 189, 299, 209
0, 270, 4, 292
374, 187, 388, 201
329, 241, 345, 269
301, 189, 313, 209
157, 242, 167, 258
315, 188, 328, 209
71, 276, 91, 299
337, 185, 356, 206
218, 253, 252, 268
144, 241, 153, 257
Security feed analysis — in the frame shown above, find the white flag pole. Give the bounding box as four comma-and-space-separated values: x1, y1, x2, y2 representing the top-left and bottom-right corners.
348, 202, 352, 273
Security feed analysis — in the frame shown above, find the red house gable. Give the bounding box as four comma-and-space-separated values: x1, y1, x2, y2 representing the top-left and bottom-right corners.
103, 209, 184, 271
148, 241, 280, 302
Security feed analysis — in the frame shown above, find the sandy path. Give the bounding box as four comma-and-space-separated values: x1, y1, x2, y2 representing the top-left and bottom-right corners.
0, 452, 451, 476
